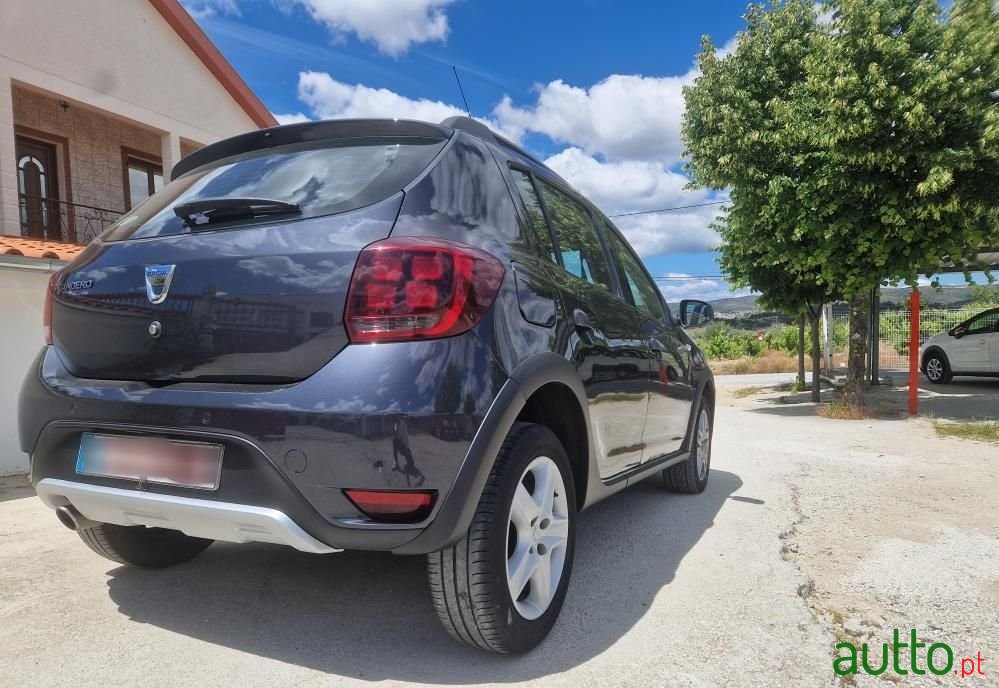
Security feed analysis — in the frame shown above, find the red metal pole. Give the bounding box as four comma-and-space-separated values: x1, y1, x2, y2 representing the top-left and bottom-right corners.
908, 289, 921, 415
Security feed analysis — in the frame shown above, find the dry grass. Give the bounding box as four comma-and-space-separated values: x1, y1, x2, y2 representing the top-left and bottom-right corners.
731, 386, 765, 398
710, 350, 799, 375
932, 420, 999, 444
817, 400, 871, 420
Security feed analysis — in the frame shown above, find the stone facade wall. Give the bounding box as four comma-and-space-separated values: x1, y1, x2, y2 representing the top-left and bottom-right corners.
12, 86, 161, 214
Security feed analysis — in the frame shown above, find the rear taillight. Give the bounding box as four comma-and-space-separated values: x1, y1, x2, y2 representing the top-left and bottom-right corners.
43, 272, 58, 345
343, 489, 435, 523
345, 237, 505, 343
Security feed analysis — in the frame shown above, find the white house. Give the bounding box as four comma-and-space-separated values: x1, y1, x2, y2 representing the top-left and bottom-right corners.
0, 0, 275, 473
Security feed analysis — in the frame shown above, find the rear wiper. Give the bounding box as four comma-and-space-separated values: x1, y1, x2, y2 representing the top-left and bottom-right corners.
173, 197, 301, 228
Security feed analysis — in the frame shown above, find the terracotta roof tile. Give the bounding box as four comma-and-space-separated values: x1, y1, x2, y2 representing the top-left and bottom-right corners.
0, 236, 86, 262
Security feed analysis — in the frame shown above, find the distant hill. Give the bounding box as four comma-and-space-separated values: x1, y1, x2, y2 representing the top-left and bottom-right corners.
710, 285, 999, 316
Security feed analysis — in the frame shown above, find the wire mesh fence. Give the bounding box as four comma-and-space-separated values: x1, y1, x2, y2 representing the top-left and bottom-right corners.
829, 307, 984, 371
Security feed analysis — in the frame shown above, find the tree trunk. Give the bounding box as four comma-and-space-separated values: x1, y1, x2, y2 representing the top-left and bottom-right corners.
844, 292, 870, 406
810, 312, 821, 402
797, 314, 806, 385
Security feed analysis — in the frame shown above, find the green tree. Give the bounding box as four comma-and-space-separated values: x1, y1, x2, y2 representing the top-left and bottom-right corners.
682, 0, 835, 400
683, 0, 999, 405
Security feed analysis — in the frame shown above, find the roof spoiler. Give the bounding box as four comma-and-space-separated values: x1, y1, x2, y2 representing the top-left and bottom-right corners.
171, 118, 451, 180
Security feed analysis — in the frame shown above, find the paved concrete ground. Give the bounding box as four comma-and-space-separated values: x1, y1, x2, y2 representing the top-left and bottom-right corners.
1, 383, 996, 687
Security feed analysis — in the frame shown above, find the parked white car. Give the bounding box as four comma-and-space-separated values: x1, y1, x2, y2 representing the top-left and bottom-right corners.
920, 307, 999, 383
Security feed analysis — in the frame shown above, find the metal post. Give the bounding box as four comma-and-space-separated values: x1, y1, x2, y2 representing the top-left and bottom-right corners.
869, 287, 880, 385
821, 304, 833, 371
908, 290, 920, 415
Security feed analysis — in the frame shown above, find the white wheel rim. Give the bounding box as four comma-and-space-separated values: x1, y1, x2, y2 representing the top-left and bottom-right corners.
926, 358, 942, 380
506, 456, 570, 621
695, 409, 710, 481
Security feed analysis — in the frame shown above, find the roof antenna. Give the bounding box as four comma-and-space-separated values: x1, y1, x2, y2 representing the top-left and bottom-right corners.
452, 65, 472, 118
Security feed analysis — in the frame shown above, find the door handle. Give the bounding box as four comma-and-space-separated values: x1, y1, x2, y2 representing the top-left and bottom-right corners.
573, 309, 595, 332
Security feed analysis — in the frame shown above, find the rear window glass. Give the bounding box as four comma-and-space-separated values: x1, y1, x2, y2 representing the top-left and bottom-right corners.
101, 139, 446, 241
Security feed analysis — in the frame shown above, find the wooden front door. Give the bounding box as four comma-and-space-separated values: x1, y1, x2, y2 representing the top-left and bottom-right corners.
16, 136, 61, 240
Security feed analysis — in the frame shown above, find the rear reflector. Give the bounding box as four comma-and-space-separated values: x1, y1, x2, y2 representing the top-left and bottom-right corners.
43, 272, 58, 345
344, 489, 435, 523
345, 237, 505, 343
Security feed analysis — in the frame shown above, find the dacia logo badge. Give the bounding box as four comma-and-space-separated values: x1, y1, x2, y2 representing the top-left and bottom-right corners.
144, 265, 176, 304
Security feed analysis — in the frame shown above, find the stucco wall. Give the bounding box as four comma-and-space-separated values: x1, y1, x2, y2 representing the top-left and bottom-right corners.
13, 87, 163, 214
0, 0, 258, 138
0, 263, 53, 475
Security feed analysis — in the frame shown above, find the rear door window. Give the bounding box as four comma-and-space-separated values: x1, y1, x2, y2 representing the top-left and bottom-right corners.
102, 138, 447, 241
536, 180, 613, 292
509, 168, 556, 263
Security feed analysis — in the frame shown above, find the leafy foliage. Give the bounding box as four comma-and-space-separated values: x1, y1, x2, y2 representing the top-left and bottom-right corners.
682, 0, 999, 398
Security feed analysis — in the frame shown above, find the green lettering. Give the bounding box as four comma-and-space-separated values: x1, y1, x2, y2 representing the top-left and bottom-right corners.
833, 642, 858, 675
927, 643, 953, 676
910, 629, 926, 675
861, 643, 889, 675
893, 628, 909, 675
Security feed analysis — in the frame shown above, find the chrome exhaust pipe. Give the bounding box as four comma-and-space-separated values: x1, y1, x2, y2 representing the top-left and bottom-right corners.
55, 505, 99, 531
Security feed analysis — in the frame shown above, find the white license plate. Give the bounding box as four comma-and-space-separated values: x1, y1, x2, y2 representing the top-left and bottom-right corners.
76, 433, 223, 490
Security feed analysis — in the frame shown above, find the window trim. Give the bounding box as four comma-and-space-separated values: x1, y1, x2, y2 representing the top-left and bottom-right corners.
121, 147, 164, 211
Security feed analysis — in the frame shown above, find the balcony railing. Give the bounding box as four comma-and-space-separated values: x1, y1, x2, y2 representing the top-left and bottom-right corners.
18, 193, 123, 245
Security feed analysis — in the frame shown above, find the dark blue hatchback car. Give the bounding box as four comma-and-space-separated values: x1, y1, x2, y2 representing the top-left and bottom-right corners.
20, 116, 715, 653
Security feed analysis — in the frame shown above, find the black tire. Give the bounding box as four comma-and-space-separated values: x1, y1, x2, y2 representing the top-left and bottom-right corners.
427, 422, 576, 654
662, 398, 712, 494
922, 350, 953, 384
77, 523, 212, 568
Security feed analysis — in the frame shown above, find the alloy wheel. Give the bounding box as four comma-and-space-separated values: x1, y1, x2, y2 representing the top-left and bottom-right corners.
695, 408, 711, 481
926, 357, 943, 381
506, 456, 570, 620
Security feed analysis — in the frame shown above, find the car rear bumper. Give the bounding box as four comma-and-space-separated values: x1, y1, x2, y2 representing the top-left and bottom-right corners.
20, 335, 508, 554
36, 478, 340, 554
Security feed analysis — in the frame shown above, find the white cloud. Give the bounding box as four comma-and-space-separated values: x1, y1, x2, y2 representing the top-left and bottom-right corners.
657, 275, 750, 303
615, 210, 723, 257
545, 147, 710, 214
181, 0, 239, 19
287, 0, 458, 57
297, 71, 466, 121
544, 148, 724, 256
494, 73, 693, 163
274, 112, 312, 124
273, 112, 312, 125
716, 34, 740, 59
291, 72, 520, 140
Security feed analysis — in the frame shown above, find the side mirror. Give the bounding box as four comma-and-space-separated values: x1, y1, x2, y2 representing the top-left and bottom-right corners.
680, 299, 714, 328
951, 326, 966, 339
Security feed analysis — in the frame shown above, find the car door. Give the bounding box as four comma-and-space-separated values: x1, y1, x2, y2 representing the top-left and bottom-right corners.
601, 223, 693, 459
534, 177, 650, 479
949, 309, 999, 372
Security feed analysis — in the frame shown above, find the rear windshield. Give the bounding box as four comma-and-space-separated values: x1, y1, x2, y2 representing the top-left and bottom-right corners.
101, 137, 447, 241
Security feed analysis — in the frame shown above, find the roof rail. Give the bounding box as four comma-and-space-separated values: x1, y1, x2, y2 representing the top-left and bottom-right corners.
440, 116, 555, 175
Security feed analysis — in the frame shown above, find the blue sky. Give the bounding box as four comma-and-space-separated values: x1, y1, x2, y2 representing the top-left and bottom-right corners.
184, 0, 986, 300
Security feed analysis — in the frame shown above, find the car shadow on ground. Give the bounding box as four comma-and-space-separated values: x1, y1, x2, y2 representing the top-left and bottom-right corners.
105, 469, 743, 682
